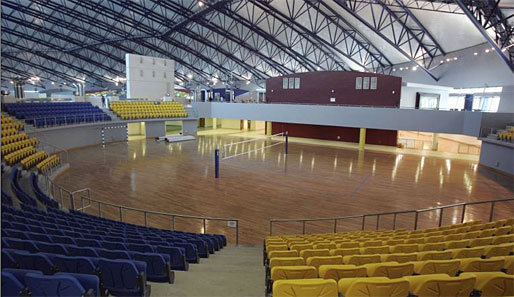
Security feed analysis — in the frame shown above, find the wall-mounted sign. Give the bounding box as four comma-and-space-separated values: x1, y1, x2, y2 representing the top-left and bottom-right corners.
294, 77, 300, 89
330, 97, 336, 103
363, 77, 370, 90
370, 77, 377, 90
288, 78, 295, 89
355, 77, 362, 90
283, 78, 289, 89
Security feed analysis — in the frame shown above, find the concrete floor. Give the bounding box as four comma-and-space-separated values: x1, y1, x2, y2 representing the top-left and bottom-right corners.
151, 246, 264, 297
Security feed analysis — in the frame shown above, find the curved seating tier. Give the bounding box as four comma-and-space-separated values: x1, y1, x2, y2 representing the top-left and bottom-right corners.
3, 102, 111, 128
264, 219, 514, 297
110, 101, 187, 120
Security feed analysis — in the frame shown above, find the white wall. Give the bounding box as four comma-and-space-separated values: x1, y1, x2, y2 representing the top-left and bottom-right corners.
400, 83, 451, 109
479, 140, 514, 175
126, 54, 174, 99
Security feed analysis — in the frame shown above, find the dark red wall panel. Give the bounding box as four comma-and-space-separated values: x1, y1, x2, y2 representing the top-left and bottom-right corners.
272, 122, 397, 147
266, 71, 401, 107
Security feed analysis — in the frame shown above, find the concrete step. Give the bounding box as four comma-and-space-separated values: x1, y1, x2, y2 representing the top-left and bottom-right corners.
151, 245, 264, 297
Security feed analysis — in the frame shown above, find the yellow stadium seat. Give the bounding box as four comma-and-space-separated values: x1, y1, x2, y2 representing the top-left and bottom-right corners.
360, 240, 383, 247
405, 238, 425, 244
403, 274, 476, 297
343, 254, 381, 266
417, 250, 452, 261
418, 242, 445, 252
450, 247, 485, 259
411, 259, 460, 276
290, 244, 314, 253
338, 277, 410, 297
385, 239, 405, 246
424, 235, 445, 243
390, 244, 418, 254
483, 244, 514, 258
444, 239, 470, 249
445, 234, 465, 241
459, 258, 505, 272
269, 257, 305, 269
318, 265, 367, 281
493, 234, 514, 245
271, 266, 318, 281
273, 279, 338, 297
463, 231, 481, 240
314, 243, 337, 250
360, 246, 390, 255
460, 272, 514, 297
300, 249, 330, 260
490, 256, 513, 274
479, 229, 496, 238
306, 256, 343, 270
364, 262, 414, 278
268, 250, 299, 259
330, 248, 360, 257
469, 237, 494, 248
267, 244, 288, 253
381, 253, 418, 264
494, 226, 513, 237
337, 242, 360, 249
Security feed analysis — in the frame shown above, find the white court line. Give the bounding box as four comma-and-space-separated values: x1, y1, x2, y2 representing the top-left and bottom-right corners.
222, 141, 284, 160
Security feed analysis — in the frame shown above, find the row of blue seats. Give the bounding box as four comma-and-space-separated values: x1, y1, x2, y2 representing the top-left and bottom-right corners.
29, 114, 111, 128
3, 247, 174, 284
9, 168, 37, 207
30, 172, 59, 208
2, 235, 188, 271
2, 268, 100, 297
2, 251, 151, 296
3, 204, 225, 261
2, 191, 13, 206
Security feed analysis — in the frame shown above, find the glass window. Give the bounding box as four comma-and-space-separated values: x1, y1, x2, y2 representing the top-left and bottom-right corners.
472, 96, 500, 112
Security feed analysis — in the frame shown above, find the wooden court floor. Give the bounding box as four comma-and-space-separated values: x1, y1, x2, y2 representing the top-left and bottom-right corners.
55, 134, 514, 245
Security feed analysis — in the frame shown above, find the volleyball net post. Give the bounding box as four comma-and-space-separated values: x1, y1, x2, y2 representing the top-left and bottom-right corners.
214, 132, 288, 179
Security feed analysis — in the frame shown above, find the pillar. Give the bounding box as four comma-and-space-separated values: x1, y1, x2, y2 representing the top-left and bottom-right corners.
432, 133, 439, 151
266, 122, 272, 136
359, 128, 366, 150
212, 118, 217, 130
14, 81, 24, 99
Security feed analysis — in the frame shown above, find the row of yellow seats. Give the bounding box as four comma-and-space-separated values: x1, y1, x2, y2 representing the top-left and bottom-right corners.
117, 112, 187, 120
113, 107, 185, 112
266, 219, 513, 247
111, 101, 182, 105
272, 271, 513, 297
1, 116, 13, 124
1, 133, 29, 146
1, 128, 19, 137
36, 155, 60, 173
499, 131, 513, 142
1, 138, 38, 156
4, 147, 36, 165
21, 151, 48, 169
1, 122, 23, 131
269, 256, 513, 283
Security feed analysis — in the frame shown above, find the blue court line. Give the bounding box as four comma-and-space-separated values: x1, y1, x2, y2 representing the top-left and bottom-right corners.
349, 173, 373, 198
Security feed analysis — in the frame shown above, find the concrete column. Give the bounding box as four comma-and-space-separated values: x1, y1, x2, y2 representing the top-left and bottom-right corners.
212, 118, 217, 130
266, 122, 272, 136
359, 128, 366, 150
432, 133, 439, 151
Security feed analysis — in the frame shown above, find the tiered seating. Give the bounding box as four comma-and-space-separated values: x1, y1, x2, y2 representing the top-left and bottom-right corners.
498, 126, 514, 142
36, 154, 61, 173
3, 147, 36, 165
20, 151, 47, 170
1, 138, 39, 156
264, 219, 514, 297
110, 101, 187, 120
1, 201, 227, 296
3, 102, 111, 127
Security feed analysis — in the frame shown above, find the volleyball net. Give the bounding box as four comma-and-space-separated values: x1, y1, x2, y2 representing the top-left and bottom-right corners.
214, 132, 288, 178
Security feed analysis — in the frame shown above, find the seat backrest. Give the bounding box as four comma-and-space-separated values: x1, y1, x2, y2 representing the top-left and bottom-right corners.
306, 256, 344, 269
132, 253, 167, 277
1, 271, 25, 297
268, 250, 298, 259
414, 275, 476, 297
415, 260, 460, 276
300, 249, 330, 260
366, 263, 414, 279
13, 252, 54, 275
344, 278, 410, 297
383, 253, 418, 264
98, 259, 140, 290
97, 249, 131, 260
318, 265, 366, 281
344, 255, 381, 266
271, 266, 317, 281
25, 272, 85, 297
273, 279, 338, 297
460, 258, 505, 272
269, 257, 305, 269
53, 255, 97, 275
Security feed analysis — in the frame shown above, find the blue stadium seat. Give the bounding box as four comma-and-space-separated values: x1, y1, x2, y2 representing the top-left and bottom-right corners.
96, 249, 132, 260
2, 249, 18, 268
25, 272, 97, 297
34, 242, 69, 255
12, 251, 55, 275
155, 246, 189, 271
52, 255, 97, 275
1, 271, 26, 297
97, 259, 150, 297
132, 252, 174, 283
66, 246, 99, 257
3, 238, 38, 253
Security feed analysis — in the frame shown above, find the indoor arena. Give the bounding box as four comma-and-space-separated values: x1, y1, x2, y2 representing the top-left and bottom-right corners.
1, 1, 514, 297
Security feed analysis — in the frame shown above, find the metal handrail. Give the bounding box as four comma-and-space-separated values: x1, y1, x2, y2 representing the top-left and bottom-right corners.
79, 196, 239, 245
26, 112, 110, 128
269, 198, 514, 235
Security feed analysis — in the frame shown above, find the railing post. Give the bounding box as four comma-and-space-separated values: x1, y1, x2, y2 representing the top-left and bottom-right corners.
438, 208, 444, 227
302, 221, 306, 234
81, 197, 84, 212
119, 207, 123, 222
236, 220, 239, 246
172, 216, 176, 231
285, 132, 288, 154
214, 148, 220, 178
461, 204, 467, 223
376, 215, 380, 230
98, 202, 102, 218
270, 221, 273, 236
333, 219, 337, 233
144, 211, 147, 226
203, 219, 206, 234
70, 193, 75, 210
414, 212, 419, 230
489, 202, 495, 222
361, 216, 366, 230
393, 213, 397, 230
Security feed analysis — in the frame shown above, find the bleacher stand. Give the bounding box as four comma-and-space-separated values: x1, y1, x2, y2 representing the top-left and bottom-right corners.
264, 219, 514, 297
3, 102, 111, 128
110, 101, 187, 120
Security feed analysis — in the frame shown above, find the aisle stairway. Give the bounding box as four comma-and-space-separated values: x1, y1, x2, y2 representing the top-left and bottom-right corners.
151, 245, 264, 297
